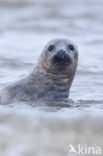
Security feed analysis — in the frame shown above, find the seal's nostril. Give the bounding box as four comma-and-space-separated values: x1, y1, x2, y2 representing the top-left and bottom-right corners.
57, 50, 66, 59
53, 49, 72, 66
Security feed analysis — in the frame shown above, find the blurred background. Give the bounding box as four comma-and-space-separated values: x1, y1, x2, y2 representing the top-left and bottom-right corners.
0, 0, 103, 156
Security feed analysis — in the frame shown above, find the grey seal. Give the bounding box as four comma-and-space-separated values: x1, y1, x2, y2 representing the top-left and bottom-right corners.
0, 39, 78, 106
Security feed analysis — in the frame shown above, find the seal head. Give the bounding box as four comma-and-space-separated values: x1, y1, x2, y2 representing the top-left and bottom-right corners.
35, 39, 78, 75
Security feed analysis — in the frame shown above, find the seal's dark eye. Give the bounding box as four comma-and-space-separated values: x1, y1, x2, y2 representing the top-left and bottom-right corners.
68, 44, 75, 51
48, 45, 55, 51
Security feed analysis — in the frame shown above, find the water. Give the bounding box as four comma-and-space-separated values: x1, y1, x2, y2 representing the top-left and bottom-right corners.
0, 0, 103, 155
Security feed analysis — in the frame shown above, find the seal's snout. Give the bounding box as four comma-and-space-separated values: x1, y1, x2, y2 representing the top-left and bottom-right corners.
53, 49, 72, 66
57, 50, 66, 60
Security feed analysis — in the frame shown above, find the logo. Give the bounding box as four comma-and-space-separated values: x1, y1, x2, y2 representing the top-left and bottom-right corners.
68, 144, 102, 155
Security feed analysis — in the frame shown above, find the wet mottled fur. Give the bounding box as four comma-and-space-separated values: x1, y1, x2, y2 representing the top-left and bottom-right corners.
0, 39, 78, 105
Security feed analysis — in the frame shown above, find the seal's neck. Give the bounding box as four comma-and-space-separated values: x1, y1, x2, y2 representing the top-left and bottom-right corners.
31, 70, 73, 101
31, 62, 75, 101
45, 72, 73, 99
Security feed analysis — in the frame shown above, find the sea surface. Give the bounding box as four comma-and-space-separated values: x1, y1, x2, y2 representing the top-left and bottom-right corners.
0, 0, 103, 156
